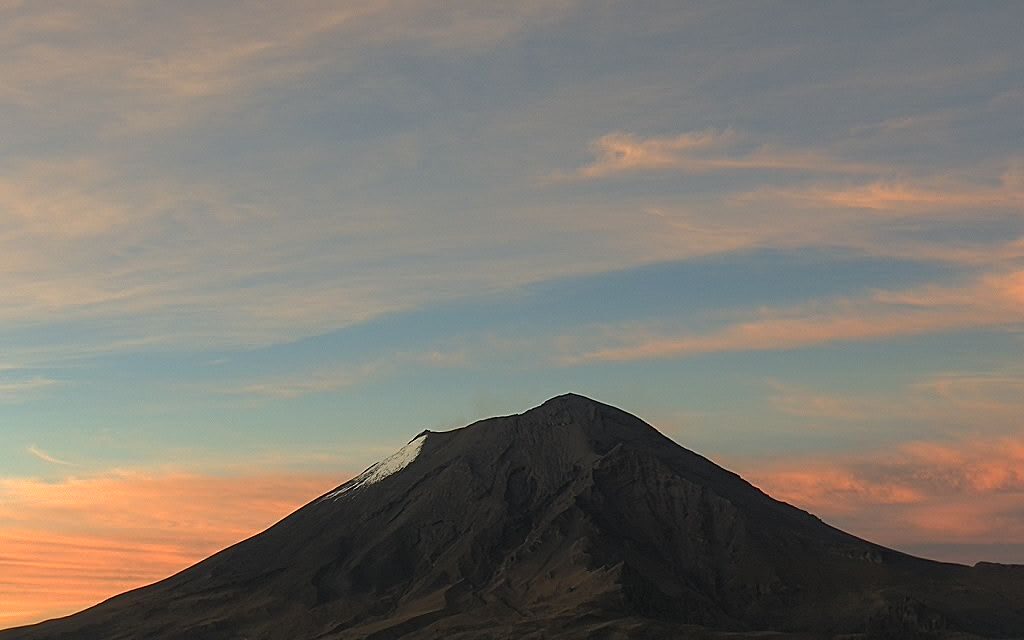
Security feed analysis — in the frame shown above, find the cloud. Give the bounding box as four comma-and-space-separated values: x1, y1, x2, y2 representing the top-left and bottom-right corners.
3, 150, 1018, 372
222, 349, 468, 399
759, 371, 1024, 444
914, 371, 1024, 407
26, 445, 74, 466
715, 369, 1024, 564
569, 129, 740, 178
742, 170, 1024, 216
227, 363, 384, 399
0, 469, 340, 628
555, 129, 881, 181
0, 2, 1018, 369
0, 1, 580, 132
765, 380, 864, 421
0, 158, 193, 238
0, 155, 776, 364
849, 111, 957, 137
0, 376, 57, 401
739, 436, 1024, 561
566, 270, 1024, 363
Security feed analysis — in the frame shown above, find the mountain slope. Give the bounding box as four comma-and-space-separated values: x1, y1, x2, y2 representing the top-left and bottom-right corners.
4, 394, 1023, 639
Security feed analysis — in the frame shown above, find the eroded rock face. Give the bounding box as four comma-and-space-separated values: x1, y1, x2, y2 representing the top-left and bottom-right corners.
4, 394, 1023, 640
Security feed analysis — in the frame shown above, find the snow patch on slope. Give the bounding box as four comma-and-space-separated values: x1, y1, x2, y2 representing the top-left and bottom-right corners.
320, 433, 426, 502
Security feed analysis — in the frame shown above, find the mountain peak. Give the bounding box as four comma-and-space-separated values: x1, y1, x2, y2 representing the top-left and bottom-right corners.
512, 393, 661, 440
532, 391, 630, 414
538, 391, 602, 406
6, 397, 1024, 640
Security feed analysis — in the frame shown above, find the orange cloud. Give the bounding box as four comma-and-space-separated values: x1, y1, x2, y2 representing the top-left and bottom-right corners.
557, 129, 880, 180
0, 470, 340, 629
572, 129, 741, 178
814, 181, 1020, 212
568, 270, 1024, 363
741, 168, 1024, 216
737, 436, 1024, 561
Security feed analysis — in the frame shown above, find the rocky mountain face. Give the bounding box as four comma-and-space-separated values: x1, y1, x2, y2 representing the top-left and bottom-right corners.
4, 394, 1023, 639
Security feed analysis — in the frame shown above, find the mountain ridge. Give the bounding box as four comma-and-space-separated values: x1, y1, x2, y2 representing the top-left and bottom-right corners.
4, 393, 1023, 639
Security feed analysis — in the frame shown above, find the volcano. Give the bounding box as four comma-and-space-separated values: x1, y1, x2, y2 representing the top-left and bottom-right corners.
4, 394, 1023, 639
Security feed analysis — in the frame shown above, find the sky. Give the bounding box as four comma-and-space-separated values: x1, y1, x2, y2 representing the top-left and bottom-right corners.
2, 0, 1023, 628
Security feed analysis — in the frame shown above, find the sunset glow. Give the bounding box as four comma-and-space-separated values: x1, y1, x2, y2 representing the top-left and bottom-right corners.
0, 472, 337, 627
1, 1, 1022, 629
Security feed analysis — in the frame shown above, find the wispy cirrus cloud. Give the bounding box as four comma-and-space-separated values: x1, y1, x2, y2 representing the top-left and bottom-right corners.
1, 3, 1018, 366
0, 1, 580, 132
738, 163, 1024, 217
222, 349, 468, 399
565, 270, 1024, 363
226, 362, 385, 399
0, 376, 58, 401
553, 129, 881, 181
763, 370, 1024, 437
913, 371, 1024, 417
764, 380, 864, 422
26, 445, 74, 466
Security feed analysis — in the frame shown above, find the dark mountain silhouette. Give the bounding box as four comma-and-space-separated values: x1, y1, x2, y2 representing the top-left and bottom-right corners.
4, 394, 1022, 639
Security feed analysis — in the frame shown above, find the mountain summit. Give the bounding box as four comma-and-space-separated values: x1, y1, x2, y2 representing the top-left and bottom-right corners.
5, 394, 1023, 639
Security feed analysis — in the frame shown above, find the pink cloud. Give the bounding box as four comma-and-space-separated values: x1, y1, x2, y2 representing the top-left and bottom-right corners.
556, 130, 879, 181
568, 270, 1024, 363
737, 436, 1024, 558
0, 470, 340, 628
740, 167, 1024, 217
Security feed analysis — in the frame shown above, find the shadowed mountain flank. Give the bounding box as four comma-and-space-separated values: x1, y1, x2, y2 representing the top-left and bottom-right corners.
4, 394, 1023, 639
